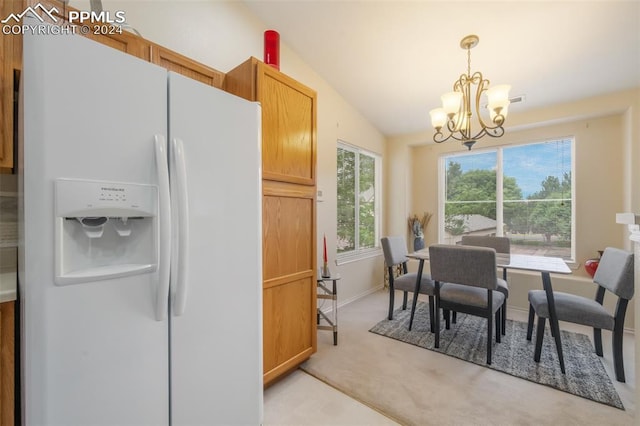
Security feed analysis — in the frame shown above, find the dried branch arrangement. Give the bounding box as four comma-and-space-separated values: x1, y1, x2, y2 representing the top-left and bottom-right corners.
408, 212, 432, 237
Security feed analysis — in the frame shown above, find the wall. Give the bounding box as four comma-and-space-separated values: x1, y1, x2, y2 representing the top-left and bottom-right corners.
70, 0, 387, 304
387, 88, 640, 329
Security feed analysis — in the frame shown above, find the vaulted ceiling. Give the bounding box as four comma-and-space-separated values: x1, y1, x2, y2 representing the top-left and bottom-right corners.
243, 1, 640, 136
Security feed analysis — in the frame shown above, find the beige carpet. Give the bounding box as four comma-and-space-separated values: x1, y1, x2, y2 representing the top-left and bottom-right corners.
301, 290, 636, 425
370, 302, 623, 409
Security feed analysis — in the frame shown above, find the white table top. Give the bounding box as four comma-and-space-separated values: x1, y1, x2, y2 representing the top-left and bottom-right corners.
407, 250, 571, 275
405, 249, 429, 261
318, 273, 341, 281
497, 253, 571, 274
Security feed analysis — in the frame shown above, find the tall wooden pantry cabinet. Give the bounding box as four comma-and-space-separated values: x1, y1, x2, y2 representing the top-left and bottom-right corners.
224, 58, 317, 386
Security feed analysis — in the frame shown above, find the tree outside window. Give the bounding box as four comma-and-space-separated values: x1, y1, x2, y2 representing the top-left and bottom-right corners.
337, 143, 380, 256
442, 139, 574, 260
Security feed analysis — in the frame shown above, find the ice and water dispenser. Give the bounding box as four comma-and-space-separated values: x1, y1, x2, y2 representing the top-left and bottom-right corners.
54, 179, 158, 285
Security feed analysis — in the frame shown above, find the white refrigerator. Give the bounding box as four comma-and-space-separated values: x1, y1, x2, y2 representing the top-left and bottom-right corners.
19, 27, 262, 425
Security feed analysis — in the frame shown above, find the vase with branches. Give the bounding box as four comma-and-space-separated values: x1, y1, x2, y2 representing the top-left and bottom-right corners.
408, 212, 432, 251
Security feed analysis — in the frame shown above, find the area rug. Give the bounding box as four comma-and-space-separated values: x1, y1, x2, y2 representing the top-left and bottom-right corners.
369, 301, 624, 410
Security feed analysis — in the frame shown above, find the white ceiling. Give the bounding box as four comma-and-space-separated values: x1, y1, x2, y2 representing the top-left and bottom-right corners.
243, 0, 640, 137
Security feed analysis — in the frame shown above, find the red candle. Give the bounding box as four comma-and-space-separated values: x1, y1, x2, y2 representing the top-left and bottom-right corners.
264, 30, 280, 70
323, 235, 328, 263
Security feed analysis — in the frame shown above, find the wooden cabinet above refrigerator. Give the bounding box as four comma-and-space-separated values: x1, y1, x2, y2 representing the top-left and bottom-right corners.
0, 0, 227, 171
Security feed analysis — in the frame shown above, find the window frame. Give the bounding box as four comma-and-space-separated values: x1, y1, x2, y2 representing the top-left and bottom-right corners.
438, 138, 576, 262
336, 141, 382, 264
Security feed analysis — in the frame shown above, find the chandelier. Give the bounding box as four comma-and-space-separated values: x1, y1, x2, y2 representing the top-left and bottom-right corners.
429, 35, 511, 150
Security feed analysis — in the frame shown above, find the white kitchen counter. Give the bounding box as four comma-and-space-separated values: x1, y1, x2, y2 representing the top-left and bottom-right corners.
0, 270, 17, 303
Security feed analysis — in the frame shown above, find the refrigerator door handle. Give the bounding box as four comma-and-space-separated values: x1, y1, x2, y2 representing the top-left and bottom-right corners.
171, 138, 190, 316
154, 135, 172, 321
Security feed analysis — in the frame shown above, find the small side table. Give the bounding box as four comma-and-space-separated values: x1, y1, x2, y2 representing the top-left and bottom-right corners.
317, 275, 340, 345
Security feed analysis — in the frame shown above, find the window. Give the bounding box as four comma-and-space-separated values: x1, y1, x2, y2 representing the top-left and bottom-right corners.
337, 142, 381, 259
440, 138, 574, 260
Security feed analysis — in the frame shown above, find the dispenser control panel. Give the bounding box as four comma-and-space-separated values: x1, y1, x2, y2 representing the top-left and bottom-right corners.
55, 179, 157, 218
98, 185, 127, 203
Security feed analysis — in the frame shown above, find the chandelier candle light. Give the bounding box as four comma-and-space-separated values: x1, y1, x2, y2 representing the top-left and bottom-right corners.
429, 34, 511, 150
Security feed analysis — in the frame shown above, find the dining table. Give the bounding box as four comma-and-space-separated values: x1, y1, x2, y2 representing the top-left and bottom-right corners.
406, 249, 572, 373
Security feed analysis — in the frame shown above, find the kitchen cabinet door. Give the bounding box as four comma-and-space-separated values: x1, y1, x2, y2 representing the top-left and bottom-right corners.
262, 182, 316, 384
0, 0, 20, 169
84, 30, 152, 61
27, 0, 152, 60
151, 44, 225, 89
0, 24, 11, 169
225, 58, 317, 185
257, 63, 316, 185
0, 301, 15, 426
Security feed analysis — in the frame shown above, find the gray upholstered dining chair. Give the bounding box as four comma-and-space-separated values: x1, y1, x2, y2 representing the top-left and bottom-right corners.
461, 235, 510, 335
381, 236, 435, 331
429, 244, 505, 365
526, 247, 634, 382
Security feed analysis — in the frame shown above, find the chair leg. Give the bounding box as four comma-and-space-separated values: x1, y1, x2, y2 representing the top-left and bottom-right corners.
549, 317, 565, 374
434, 297, 440, 349
444, 309, 451, 330
487, 312, 493, 365
402, 291, 408, 310
452, 311, 457, 324
428, 296, 435, 333
526, 304, 535, 341
593, 328, 603, 357
495, 310, 501, 343
501, 301, 507, 336
534, 316, 546, 363
502, 270, 508, 336
388, 286, 395, 320
613, 322, 626, 382
409, 260, 424, 331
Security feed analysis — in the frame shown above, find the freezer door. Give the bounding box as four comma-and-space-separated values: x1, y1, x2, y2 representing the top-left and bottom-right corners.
21, 30, 169, 425
168, 72, 263, 425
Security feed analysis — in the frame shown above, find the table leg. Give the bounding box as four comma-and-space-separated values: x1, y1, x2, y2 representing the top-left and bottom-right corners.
408, 259, 424, 331
332, 279, 338, 345
317, 278, 340, 345
541, 271, 565, 374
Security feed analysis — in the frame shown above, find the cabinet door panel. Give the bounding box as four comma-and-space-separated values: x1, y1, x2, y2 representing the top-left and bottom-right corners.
263, 194, 313, 280
85, 32, 151, 61
0, 302, 15, 426
259, 64, 316, 185
263, 278, 314, 381
0, 27, 10, 168
26, 0, 151, 61
0, 0, 19, 168
262, 185, 316, 385
152, 45, 224, 88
